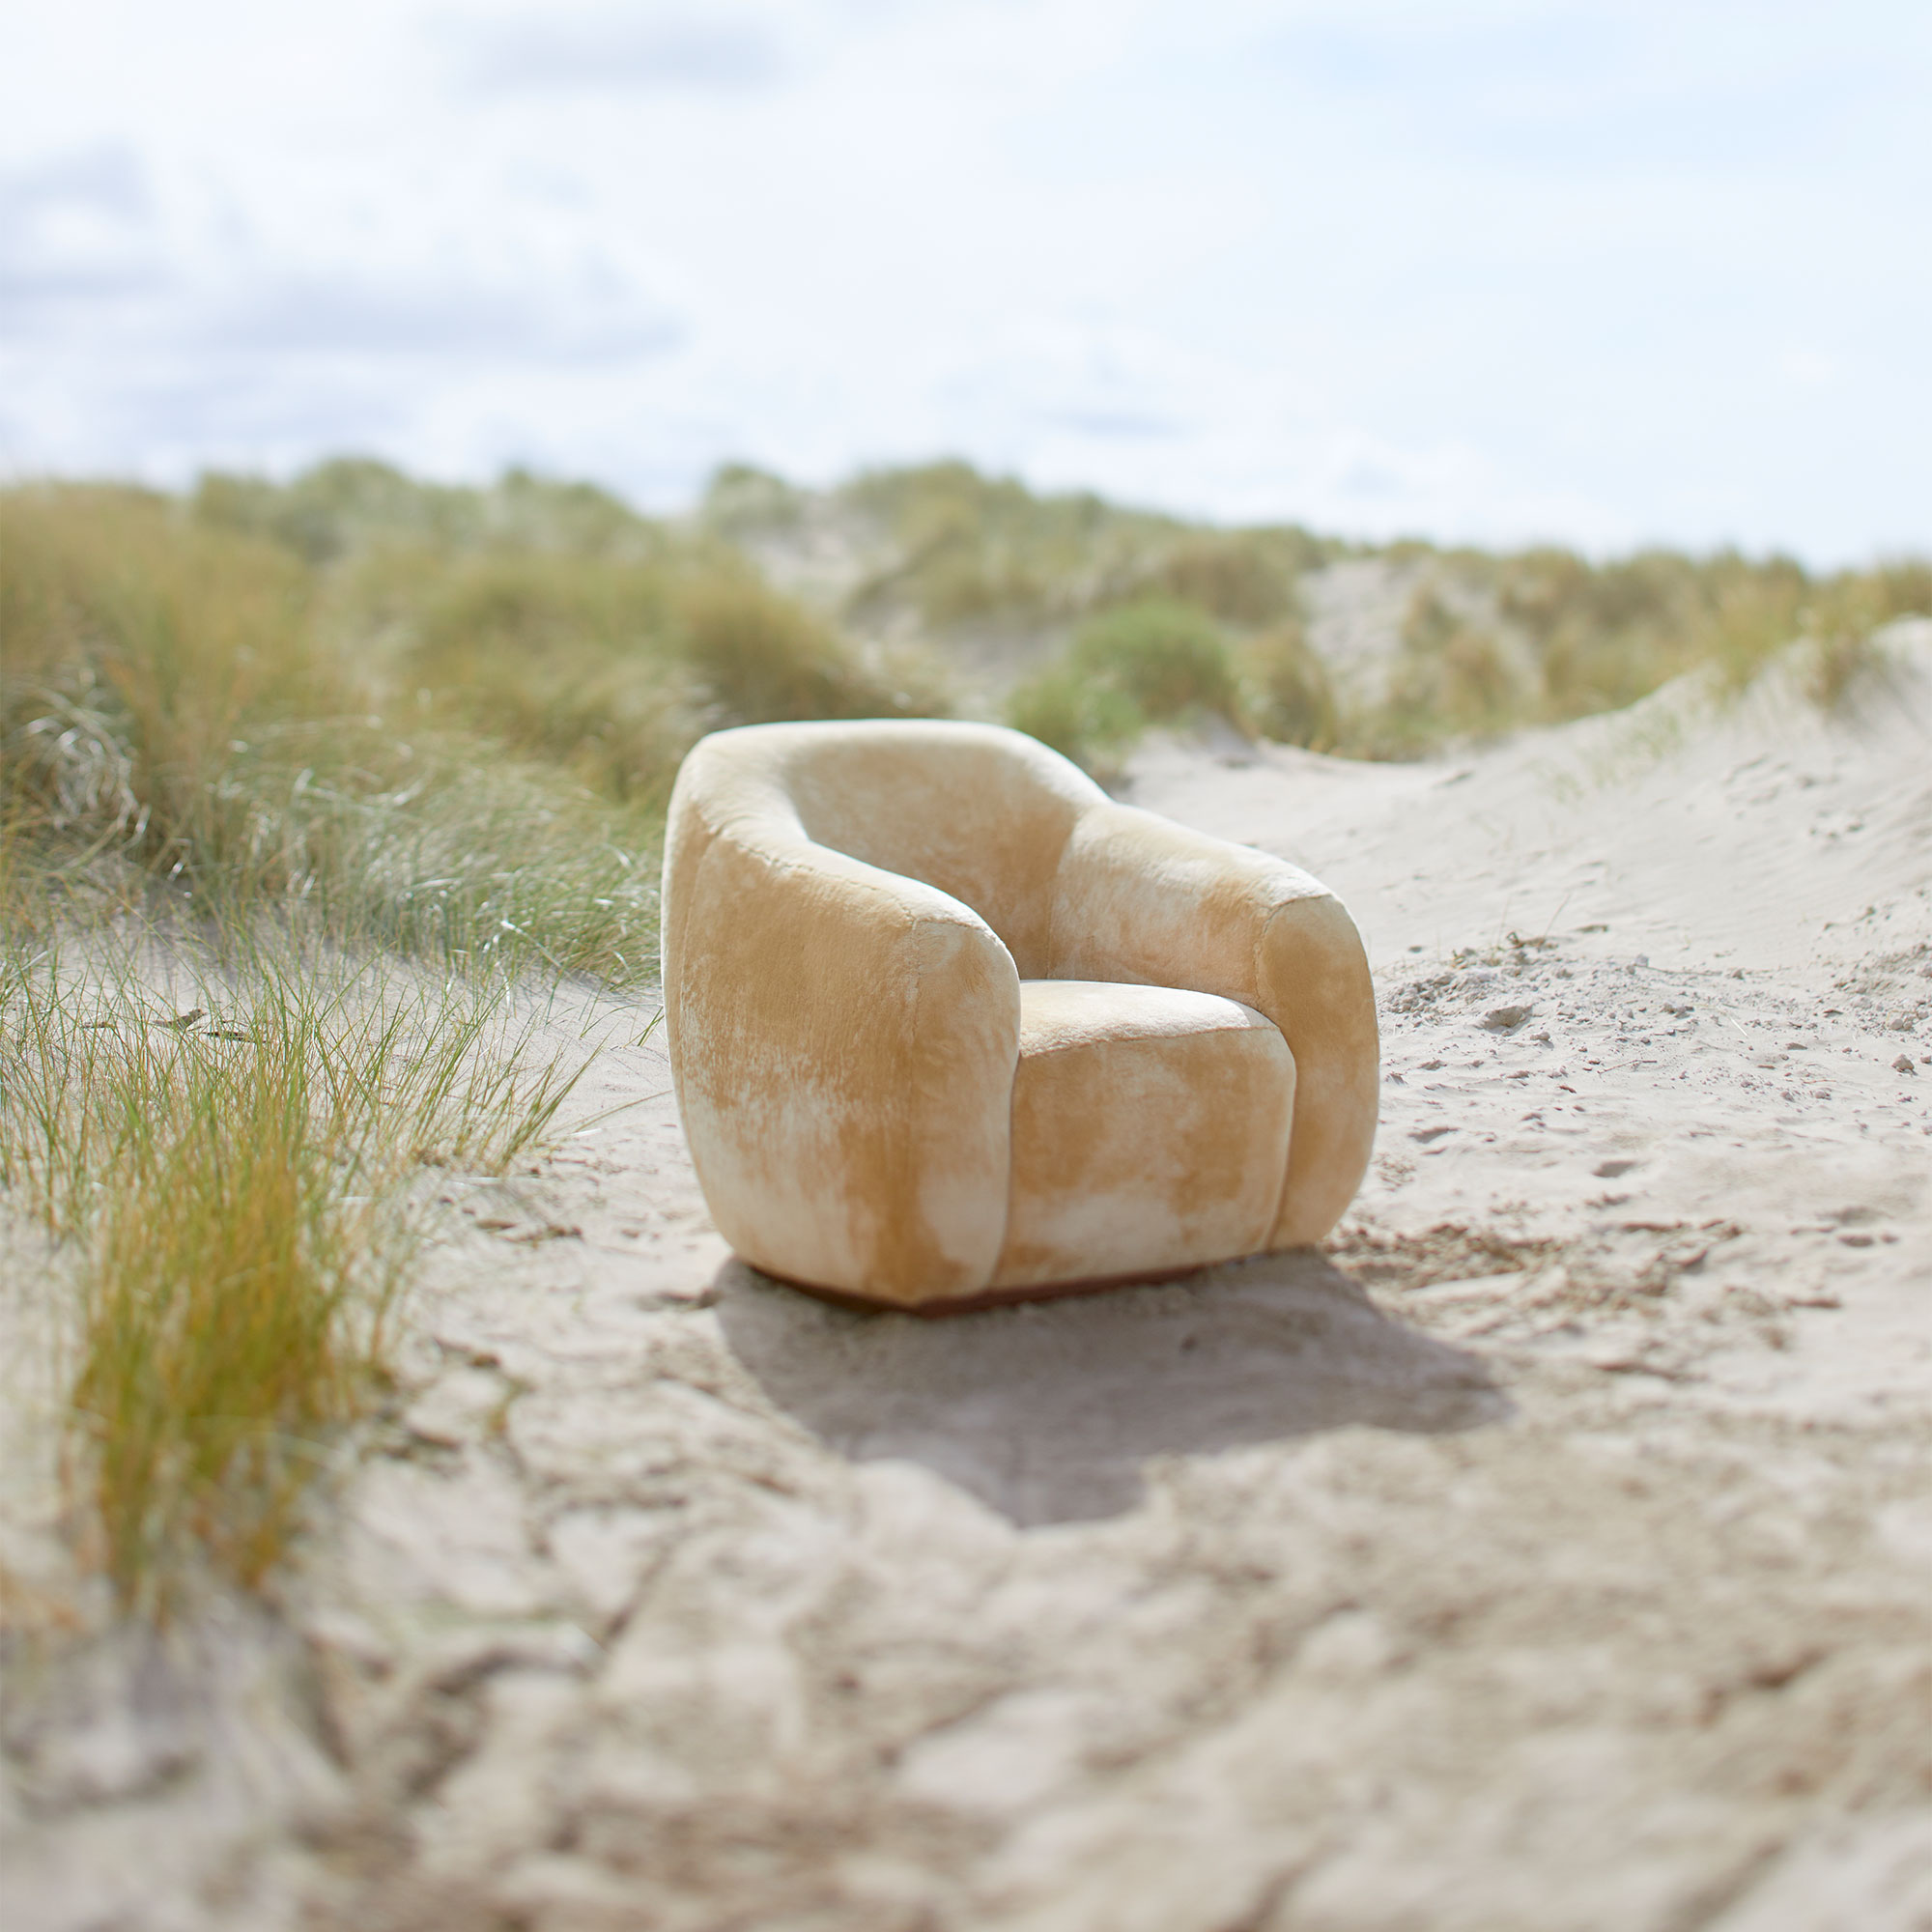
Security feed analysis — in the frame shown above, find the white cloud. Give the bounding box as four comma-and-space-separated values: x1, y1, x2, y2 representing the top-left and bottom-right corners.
0, 0, 1926, 559
445, 7, 792, 94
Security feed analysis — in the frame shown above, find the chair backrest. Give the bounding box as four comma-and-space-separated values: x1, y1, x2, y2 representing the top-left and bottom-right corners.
694, 721, 1106, 977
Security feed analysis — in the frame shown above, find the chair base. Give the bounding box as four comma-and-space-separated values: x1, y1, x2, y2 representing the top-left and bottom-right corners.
744, 1257, 1247, 1319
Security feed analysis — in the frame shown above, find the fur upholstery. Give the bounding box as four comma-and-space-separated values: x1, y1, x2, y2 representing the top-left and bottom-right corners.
661, 720, 1378, 1308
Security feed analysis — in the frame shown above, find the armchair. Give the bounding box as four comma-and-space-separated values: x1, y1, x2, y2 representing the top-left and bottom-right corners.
661, 720, 1377, 1310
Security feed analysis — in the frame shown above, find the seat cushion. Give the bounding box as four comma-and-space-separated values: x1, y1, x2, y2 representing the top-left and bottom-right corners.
990, 980, 1296, 1292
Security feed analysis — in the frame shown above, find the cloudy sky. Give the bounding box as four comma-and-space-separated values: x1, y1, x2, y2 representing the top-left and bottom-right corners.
3, 0, 1927, 559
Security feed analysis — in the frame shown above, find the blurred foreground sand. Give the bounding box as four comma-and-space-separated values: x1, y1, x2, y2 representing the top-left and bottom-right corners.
8, 633, 1931, 1932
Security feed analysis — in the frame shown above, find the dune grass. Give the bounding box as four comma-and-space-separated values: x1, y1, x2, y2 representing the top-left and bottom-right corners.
1488, 547, 1930, 723
2, 476, 955, 981
1243, 621, 1340, 752
1009, 536, 1929, 773
0, 485, 662, 980
822, 460, 1331, 635
0, 903, 586, 1616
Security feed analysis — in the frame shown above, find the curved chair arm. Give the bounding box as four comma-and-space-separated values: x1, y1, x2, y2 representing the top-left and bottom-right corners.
1048, 801, 1378, 1247
663, 795, 1020, 1306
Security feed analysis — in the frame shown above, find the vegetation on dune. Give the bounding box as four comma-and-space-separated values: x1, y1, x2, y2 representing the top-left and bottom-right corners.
194, 457, 658, 567
1008, 529, 1927, 770
0, 488, 654, 979
1480, 546, 1931, 724
2, 469, 952, 979
700, 457, 1927, 772
708, 457, 1332, 637
13, 462, 1913, 838
1, 453, 1924, 1617
1243, 620, 1340, 753
1008, 599, 1246, 769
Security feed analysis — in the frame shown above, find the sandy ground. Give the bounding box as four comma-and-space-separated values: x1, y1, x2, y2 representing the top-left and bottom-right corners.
5, 633, 1931, 1932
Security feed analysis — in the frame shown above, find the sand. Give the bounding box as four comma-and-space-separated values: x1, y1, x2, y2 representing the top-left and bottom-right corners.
5, 631, 1930, 1931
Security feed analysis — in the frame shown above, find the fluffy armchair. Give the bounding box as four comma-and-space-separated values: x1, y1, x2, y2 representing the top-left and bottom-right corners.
662, 720, 1378, 1310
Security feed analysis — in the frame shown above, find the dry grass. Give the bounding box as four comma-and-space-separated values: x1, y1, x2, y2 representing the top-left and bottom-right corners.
0, 487, 660, 979
1, 478, 952, 981
0, 903, 585, 1616
1312, 545, 1931, 760
1244, 621, 1339, 751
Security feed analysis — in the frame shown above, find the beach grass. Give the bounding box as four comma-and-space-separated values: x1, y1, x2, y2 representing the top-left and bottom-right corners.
0, 900, 586, 1616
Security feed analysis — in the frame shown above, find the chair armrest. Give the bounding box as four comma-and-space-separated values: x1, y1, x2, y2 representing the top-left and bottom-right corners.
663, 804, 1020, 1305
1049, 801, 1378, 1247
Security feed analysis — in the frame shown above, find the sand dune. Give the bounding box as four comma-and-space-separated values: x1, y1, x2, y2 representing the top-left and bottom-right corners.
7, 635, 1930, 1932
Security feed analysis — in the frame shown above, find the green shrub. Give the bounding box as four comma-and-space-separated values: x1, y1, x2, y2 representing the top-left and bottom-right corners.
1005, 664, 1143, 771
1069, 599, 1241, 723
1005, 599, 1244, 772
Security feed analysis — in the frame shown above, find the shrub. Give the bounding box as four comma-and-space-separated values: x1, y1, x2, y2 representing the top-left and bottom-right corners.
1327, 587, 1529, 758
1867, 557, 1932, 622
1006, 664, 1143, 771
1005, 599, 1244, 772
1799, 559, 1931, 710
700, 463, 809, 544
1069, 600, 1241, 723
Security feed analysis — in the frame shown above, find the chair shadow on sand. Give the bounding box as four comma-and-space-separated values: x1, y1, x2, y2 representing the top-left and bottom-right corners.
715, 1251, 1509, 1527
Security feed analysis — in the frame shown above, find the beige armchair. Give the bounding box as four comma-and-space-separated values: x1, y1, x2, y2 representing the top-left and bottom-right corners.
661, 720, 1378, 1311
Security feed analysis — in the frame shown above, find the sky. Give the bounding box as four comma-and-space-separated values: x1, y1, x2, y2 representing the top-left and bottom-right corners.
3, 0, 1928, 562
